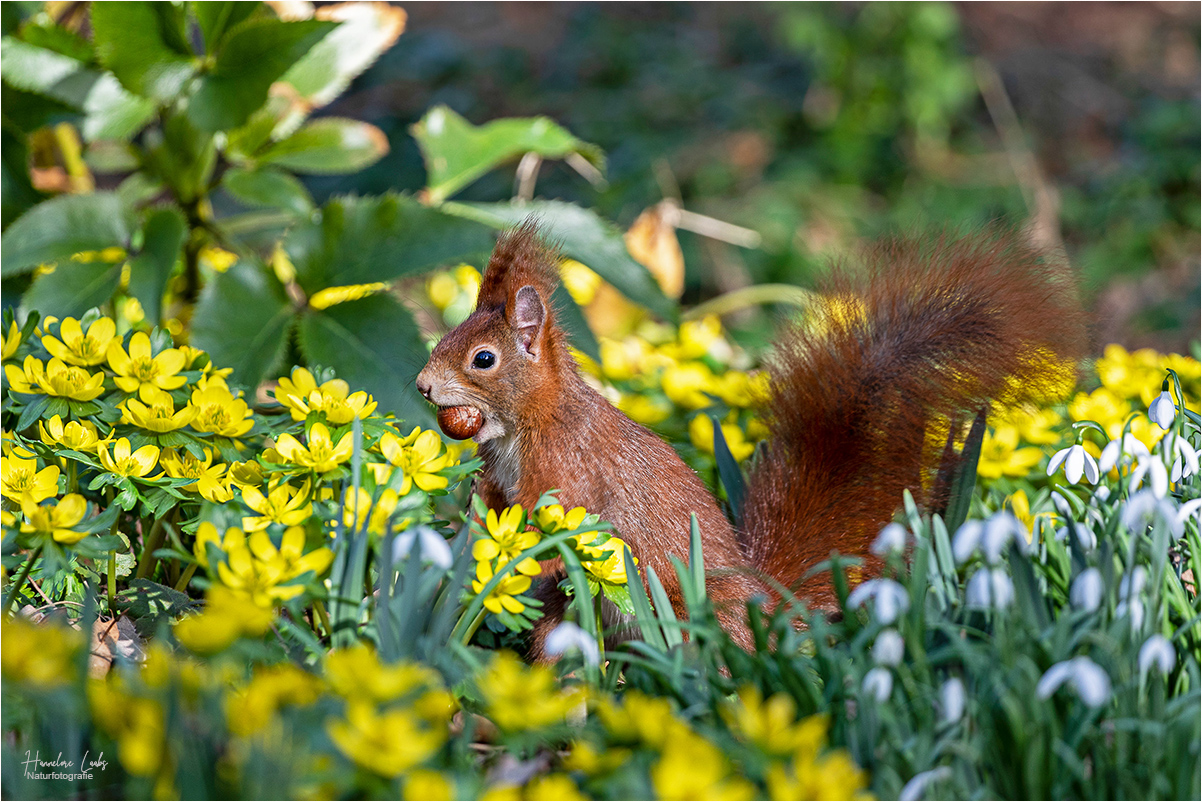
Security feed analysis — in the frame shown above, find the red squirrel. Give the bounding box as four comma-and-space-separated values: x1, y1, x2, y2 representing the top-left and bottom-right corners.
416, 223, 1085, 657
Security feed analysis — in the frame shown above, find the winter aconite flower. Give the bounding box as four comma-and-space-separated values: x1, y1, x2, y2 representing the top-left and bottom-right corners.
327, 700, 446, 778
106, 332, 188, 393
20, 493, 88, 544
216, 526, 333, 606
1047, 443, 1099, 484
41, 316, 116, 366
1, 455, 60, 504
188, 377, 254, 438
976, 425, 1043, 479
341, 486, 400, 535
577, 533, 636, 585
473, 505, 540, 575
477, 651, 584, 731
379, 428, 449, 494
1036, 656, 1111, 707
39, 415, 106, 454
98, 438, 160, 478
241, 482, 313, 532
10, 357, 107, 401
273, 423, 354, 474
120, 386, 198, 433
472, 560, 533, 614
159, 448, 231, 503
1, 320, 21, 361
534, 503, 588, 533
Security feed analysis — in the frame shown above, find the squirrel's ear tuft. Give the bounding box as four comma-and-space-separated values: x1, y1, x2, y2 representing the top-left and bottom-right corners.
477, 220, 561, 311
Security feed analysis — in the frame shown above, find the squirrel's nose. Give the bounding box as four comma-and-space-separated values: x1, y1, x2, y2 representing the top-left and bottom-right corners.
415, 375, 432, 400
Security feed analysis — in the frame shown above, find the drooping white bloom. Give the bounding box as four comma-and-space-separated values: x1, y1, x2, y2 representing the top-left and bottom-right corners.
899, 767, 952, 802
1128, 454, 1170, 499
939, 677, 966, 724
1048, 443, 1099, 485
1098, 433, 1150, 473
872, 628, 905, 666
951, 520, 983, 565
870, 522, 908, 556
847, 578, 910, 625
965, 567, 1014, 609
544, 621, 601, 666
1116, 565, 1148, 630
1164, 432, 1199, 482
1148, 390, 1176, 429
1036, 656, 1111, 707
862, 666, 893, 702
1176, 498, 1202, 530
981, 512, 1028, 563
392, 525, 454, 569
1054, 522, 1097, 552
1121, 489, 1185, 537
1069, 568, 1104, 612
1138, 634, 1176, 677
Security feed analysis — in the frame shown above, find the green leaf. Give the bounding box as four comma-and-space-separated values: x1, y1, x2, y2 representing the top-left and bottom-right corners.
711, 416, 746, 526
193, 1, 261, 53
279, 2, 405, 109
296, 293, 433, 427
413, 105, 604, 203
20, 260, 122, 319
257, 117, 389, 175
550, 283, 600, 364
285, 194, 493, 293
1, 192, 130, 276
601, 582, 636, 616
115, 579, 199, 634
187, 18, 336, 132
445, 199, 675, 320
2, 127, 41, 228
192, 258, 294, 389
222, 166, 313, 216
91, 2, 195, 100
944, 407, 987, 534
128, 206, 187, 324
19, 20, 93, 62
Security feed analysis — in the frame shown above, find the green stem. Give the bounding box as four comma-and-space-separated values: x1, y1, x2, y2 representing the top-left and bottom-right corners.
594, 595, 607, 676
173, 563, 198, 593
312, 599, 332, 639
459, 608, 487, 646
107, 551, 117, 612
4, 544, 44, 615
66, 461, 78, 494
135, 517, 168, 580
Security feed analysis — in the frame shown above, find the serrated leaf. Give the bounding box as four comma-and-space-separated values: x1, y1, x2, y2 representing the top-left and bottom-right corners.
19, 20, 94, 62
601, 582, 636, 616
128, 206, 186, 324
257, 117, 389, 175
20, 261, 123, 319
1, 191, 130, 276
192, 258, 294, 389
284, 194, 493, 293
281, 2, 406, 109
193, 1, 261, 53
296, 293, 433, 427
222, 166, 313, 216
187, 18, 336, 132
91, 2, 195, 101
445, 199, 675, 320
115, 579, 199, 634
413, 105, 604, 204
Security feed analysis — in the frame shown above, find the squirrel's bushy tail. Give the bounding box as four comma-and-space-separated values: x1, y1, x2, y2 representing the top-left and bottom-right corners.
743, 228, 1087, 608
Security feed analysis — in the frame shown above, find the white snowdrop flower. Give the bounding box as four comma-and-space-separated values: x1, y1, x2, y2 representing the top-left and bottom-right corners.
966, 567, 1014, 609
939, 677, 966, 724
392, 525, 454, 569
1048, 443, 1099, 485
1165, 433, 1199, 482
1054, 522, 1097, 552
1069, 568, 1104, 612
847, 579, 910, 625
862, 666, 893, 703
1129, 454, 1170, 499
951, 520, 983, 565
1175, 498, 1202, 530
1148, 390, 1176, 429
544, 621, 601, 666
870, 522, 908, 556
1036, 656, 1111, 707
899, 767, 953, 802
1093, 485, 1111, 503
872, 628, 905, 667
1121, 490, 1184, 537
1138, 635, 1176, 677
1098, 433, 1150, 473
1118, 565, 1148, 600
1051, 490, 1074, 516
982, 511, 1028, 563
1116, 598, 1146, 630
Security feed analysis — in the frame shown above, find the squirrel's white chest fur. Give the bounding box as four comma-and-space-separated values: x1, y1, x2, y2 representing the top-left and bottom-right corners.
485, 432, 522, 500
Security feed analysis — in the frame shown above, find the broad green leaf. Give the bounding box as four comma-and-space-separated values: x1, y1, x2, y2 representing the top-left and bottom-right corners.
280, 2, 406, 109
18, 19, 93, 62
91, 2, 195, 100
2, 127, 41, 229
257, 117, 389, 175
297, 293, 434, 427
128, 206, 187, 324
445, 199, 675, 320
412, 106, 604, 203
187, 18, 335, 132
222, 166, 313, 216
285, 194, 493, 294
192, 258, 294, 388
1, 192, 130, 276
20, 260, 122, 319
551, 284, 600, 364
0, 38, 156, 140
193, 1, 261, 53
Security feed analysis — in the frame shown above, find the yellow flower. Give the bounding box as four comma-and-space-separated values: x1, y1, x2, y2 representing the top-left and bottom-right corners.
106, 331, 188, 393
1096, 344, 1163, 402
576, 533, 635, 585
560, 259, 603, 306
1, 454, 60, 504
526, 774, 587, 801
326, 643, 443, 703
120, 385, 198, 433
273, 423, 354, 473
472, 560, 533, 615
976, 426, 1044, 480
676, 315, 724, 360
651, 729, 755, 801
199, 245, 238, 272
216, 525, 332, 606
477, 651, 584, 731
327, 700, 446, 778
405, 770, 455, 801
41, 316, 116, 366
662, 361, 717, 409
87, 681, 165, 777
1, 320, 21, 361
616, 392, 672, 425
1068, 388, 1131, 430
39, 415, 107, 454
722, 687, 826, 756
594, 690, 685, 747
1, 617, 81, 687
380, 428, 449, 494
160, 448, 231, 503
766, 748, 870, 801
241, 482, 314, 531
225, 459, 264, 489
272, 367, 375, 424
225, 663, 323, 737
534, 503, 589, 533
3, 355, 41, 393
20, 493, 89, 544
98, 438, 160, 478
993, 404, 1062, 445
188, 377, 254, 437
473, 505, 540, 575
341, 486, 401, 535
309, 282, 391, 310
689, 414, 755, 461
18, 357, 107, 401
173, 585, 275, 654
1006, 490, 1043, 539
599, 337, 651, 381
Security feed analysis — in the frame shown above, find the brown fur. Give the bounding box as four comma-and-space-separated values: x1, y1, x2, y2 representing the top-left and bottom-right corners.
418, 225, 1086, 655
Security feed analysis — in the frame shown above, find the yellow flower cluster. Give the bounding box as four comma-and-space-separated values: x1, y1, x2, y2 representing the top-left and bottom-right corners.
1, 441, 91, 545
1, 616, 81, 688
477, 651, 585, 732
472, 505, 540, 615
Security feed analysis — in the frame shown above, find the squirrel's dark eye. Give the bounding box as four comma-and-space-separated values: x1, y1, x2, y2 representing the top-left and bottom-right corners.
472, 350, 496, 369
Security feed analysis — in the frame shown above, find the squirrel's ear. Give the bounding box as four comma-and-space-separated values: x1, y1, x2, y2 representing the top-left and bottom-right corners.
512, 285, 546, 359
